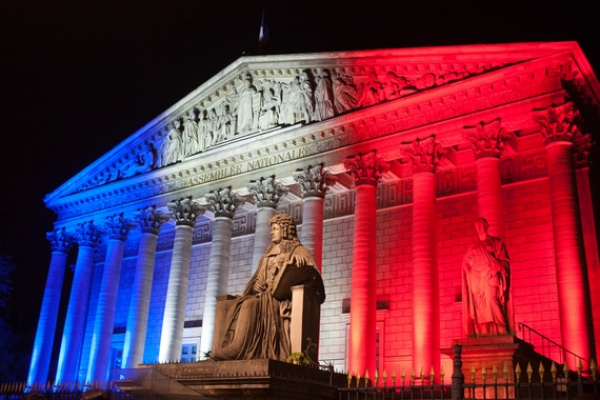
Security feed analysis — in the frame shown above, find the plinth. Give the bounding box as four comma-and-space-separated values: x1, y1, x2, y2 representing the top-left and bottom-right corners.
117, 359, 346, 400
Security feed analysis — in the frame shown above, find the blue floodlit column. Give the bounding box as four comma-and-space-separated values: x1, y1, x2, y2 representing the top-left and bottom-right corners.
55, 221, 102, 384
247, 176, 287, 274
294, 163, 336, 271
86, 214, 135, 382
122, 206, 170, 368
27, 228, 76, 387
158, 197, 206, 363
199, 187, 245, 356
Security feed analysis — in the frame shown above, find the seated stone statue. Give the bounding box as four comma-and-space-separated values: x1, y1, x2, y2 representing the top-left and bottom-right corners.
462, 218, 512, 337
211, 214, 325, 361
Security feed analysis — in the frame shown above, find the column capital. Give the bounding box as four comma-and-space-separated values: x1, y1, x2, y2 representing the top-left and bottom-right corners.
206, 187, 245, 219
135, 205, 170, 235
247, 176, 288, 208
75, 221, 103, 248
401, 135, 444, 174
463, 118, 510, 159
47, 228, 76, 253
532, 102, 592, 165
293, 163, 337, 199
343, 150, 389, 186
104, 213, 136, 241
167, 196, 207, 227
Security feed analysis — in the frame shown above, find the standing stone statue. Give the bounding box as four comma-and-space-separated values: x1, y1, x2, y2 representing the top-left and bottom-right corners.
211, 214, 325, 361
462, 218, 512, 337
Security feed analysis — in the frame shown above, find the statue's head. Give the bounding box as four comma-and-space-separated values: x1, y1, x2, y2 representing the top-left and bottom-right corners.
474, 217, 490, 236
269, 214, 298, 242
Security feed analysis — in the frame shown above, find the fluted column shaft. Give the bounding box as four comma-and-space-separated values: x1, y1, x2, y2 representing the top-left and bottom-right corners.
158, 197, 205, 363
252, 207, 277, 272
158, 224, 194, 362
349, 184, 378, 376
199, 217, 234, 355
123, 206, 169, 368
301, 197, 324, 270
546, 141, 596, 369
56, 241, 99, 382
476, 157, 504, 238
411, 171, 440, 377
28, 229, 75, 386
86, 238, 126, 382
344, 151, 387, 377
122, 233, 159, 368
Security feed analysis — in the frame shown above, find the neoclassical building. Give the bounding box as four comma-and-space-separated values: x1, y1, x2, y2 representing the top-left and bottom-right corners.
28, 42, 600, 385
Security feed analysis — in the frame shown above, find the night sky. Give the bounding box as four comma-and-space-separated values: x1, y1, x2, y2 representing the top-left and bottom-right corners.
2, 0, 600, 380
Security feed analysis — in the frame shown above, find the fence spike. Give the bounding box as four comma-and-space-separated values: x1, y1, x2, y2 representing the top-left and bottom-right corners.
515, 363, 521, 383
430, 366, 435, 383
590, 359, 597, 381
539, 362, 545, 381
563, 362, 569, 378
526, 362, 533, 383
551, 361, 557, 381
440, 365, 445, 382
503, 362, 508, 381
382, 369, 387, 386
400, 367, 405, 382
492, 364, 498, 381
392, 369, 398, 386
410, 368, 415, 382
374, 369, 379, 386
365, 370, 370, 387
470, 364, 476, 382
577, 359, 583, 378
357, 372, 362, 387
347, 372, 352, 388
482, 365, 487, 382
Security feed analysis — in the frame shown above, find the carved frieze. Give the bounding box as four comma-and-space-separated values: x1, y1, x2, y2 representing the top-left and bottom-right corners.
168, 197, 207, 227
293, 163, 336, 199
247, 176, 288, 208
205, 187, 245, 219
47, 227, 76, 253
135, 205, 170, 235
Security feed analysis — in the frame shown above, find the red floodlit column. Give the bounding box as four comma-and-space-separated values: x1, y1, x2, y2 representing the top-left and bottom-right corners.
533, 103, 596, 370
248, 176, 287, 274
464, 118, 510, 239
344, 151, 388, 377
294, 163, 336, 271
403, 135, 443, 379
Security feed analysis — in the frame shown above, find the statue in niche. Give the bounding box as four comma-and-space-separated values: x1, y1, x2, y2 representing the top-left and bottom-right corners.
182, 113, 199, 157
237, 75, 257, 133
356, 72, 384, 108
211, 214, 325, 361
259, 81, 281, 130
218, 102, 236, 141
207, 108, 220, 145
158, 120, 182, 167
332, 72, 358, 113
462, 218, 512, 337
197, 109, 211, 151
279, 74, 314, 125
314, 72, 335, 121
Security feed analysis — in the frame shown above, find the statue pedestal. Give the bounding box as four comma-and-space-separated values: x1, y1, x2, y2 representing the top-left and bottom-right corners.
442, 336, 548, 399
117, 359, 346, 400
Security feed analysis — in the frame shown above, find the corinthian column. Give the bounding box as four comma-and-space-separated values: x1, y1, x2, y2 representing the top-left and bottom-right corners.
199, 187, 245, 356
343, 150, 388, 377
533, 103, 596, 370
247, 176, 288, 274
27, 228, 76, 386
86, 214, 135, 382
122, 206, 170, 368
464, 118, 510, 239
294, 163, 336, 271
158, 197, 206, 363
402, 135, 443, 379
55, 221, 102, 384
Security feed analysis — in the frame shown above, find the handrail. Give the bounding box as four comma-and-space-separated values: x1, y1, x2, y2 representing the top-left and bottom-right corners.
518, 322, 589, 367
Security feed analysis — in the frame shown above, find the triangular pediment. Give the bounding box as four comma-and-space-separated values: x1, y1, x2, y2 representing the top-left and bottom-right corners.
45, 42, 600, 220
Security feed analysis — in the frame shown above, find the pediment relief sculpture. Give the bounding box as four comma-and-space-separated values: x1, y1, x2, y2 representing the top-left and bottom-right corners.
75, 62, 502, 193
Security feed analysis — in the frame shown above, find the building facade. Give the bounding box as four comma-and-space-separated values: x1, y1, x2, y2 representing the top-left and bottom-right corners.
28, 42, 600, 385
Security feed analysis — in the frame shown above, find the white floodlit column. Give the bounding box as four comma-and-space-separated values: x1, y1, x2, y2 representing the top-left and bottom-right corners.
248, 176, 288, 273
199, 187, 245, 356
158, 197, 206, 363
122, 206, 170, 368
86, 214, 135, 382
27, 228, 76, 386
55, 221, 102, 384
294, 163, 336, 271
